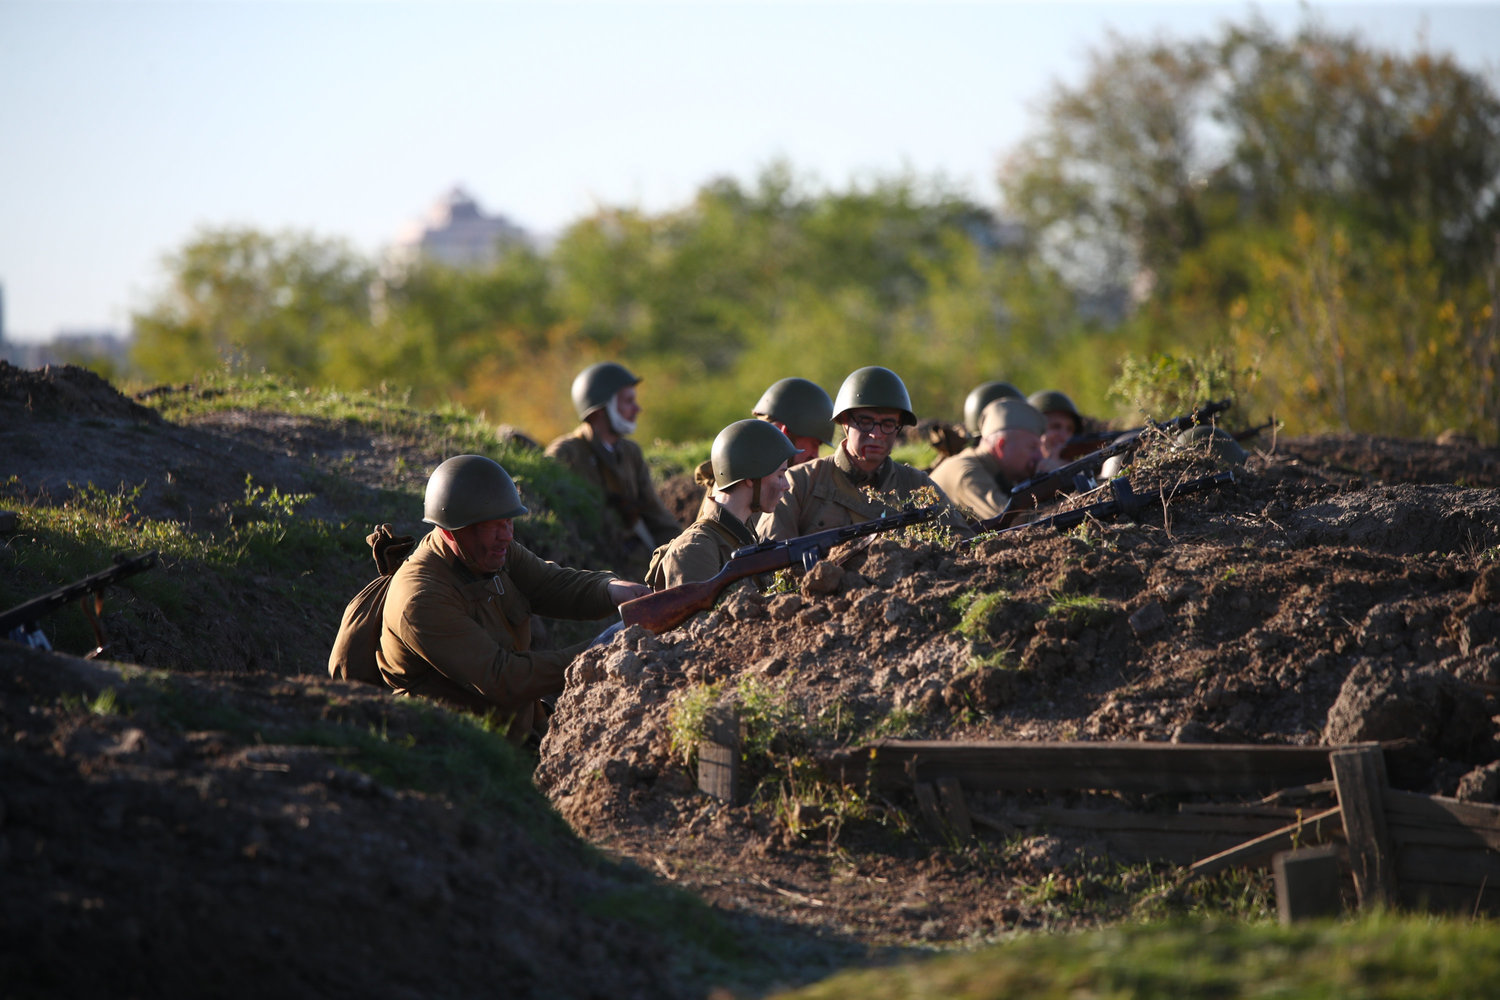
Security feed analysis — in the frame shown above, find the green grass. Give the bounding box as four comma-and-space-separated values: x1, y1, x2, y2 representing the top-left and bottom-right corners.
774, 913, 1500, 999
953, 589, 1012, 641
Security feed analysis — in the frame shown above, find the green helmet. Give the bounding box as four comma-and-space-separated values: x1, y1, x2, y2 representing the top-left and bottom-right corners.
570, 361, 640, 419
1027, 389, 1082, 427
832, 366, 916, 427
711, 419, 798, 489
753, 377, 836, 445
1174, 425, 1248, 465
963, 381, 1024, 436
979, 398, 1046, 438
423, 455, 528, 529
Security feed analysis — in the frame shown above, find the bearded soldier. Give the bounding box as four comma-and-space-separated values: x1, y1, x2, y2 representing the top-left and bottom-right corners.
648, 420, 797, 589
758, 366, 973, 541
930, 397, 1046, 521
378, 455, 650, 742
545, 362, 681, 563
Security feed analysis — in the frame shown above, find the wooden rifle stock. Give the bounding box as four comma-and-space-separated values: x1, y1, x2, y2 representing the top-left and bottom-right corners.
618, 505, 942, 635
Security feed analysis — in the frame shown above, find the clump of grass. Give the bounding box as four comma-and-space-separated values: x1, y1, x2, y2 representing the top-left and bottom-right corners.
1047, 593, 1113, 623
953, 588, 1012, 641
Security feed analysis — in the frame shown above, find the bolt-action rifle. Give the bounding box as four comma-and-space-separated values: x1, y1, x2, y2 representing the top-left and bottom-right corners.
618, 506, 942, 635
987, 433, 1143, 530
977, 471, 1235, 537
1, 551, 158, 658
1058, 398, 1235, 461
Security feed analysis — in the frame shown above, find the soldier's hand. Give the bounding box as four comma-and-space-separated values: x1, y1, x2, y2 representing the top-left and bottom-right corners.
607, 579, 652, 605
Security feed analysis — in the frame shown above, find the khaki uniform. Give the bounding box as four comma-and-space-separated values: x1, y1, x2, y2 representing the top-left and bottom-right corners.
378, 531, 617, 737
645, 500, 757, 590
757, 445, 973, 540
546, 422, 681, 549
929, 446, 1016, 521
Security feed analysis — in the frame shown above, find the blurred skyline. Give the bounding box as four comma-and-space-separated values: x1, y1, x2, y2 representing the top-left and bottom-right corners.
2, 1, 1497, 343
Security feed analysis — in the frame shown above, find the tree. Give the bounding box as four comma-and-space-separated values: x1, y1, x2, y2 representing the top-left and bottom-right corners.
132, 227, 374, 382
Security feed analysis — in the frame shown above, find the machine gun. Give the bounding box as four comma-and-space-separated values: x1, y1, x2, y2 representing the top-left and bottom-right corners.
977, 471, 1235, 537
1058, 398, 1234, 461
618, 506, 941, 634
1, 551, 158, 658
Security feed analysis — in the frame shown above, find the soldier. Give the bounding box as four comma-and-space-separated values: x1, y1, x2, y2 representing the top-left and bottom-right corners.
758, 366, 973, 540
378, 455, 651, 742
647, 420, 797, 590
545, 361, 681, 562
1028, 389, 1085, 474
931, 397, 1046, 521
753, 377, 836, 467
691, 376, 834, 492
963, 381, 1025, 443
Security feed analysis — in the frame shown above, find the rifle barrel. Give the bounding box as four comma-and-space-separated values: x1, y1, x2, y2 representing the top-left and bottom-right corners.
0, 552, 159, 635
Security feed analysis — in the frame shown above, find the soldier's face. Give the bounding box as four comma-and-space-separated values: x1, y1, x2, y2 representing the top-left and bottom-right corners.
451, 517, 514, 574
614, 386, 641, 423
758, 462, 791, 510
841, 408, 902, 469
1040, 412, 1077, 459
994, 430, 1042, 482
787, 433, 822, 465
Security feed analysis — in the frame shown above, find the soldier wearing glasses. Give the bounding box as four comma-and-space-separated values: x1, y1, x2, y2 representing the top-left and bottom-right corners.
757, 366, 973, 541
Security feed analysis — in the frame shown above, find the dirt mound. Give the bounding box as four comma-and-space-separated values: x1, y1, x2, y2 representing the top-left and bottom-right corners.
0, 646, 734, 1000
1, 361, 161, 423
537, 443, 1500, 937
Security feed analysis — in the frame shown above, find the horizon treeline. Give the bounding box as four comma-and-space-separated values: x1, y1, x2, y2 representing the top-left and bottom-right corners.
127, 16, 1499, 446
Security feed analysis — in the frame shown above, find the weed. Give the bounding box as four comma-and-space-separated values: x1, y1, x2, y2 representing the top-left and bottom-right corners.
1047, 593, 1112, 622
953, 589, 1011, 641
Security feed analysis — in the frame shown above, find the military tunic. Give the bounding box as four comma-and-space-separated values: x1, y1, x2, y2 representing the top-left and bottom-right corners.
378, 531, 617, 737
929, 446, 1015, 521
545, 422, 681, 546
757, 445, 973, 540
644, 500, 757, 590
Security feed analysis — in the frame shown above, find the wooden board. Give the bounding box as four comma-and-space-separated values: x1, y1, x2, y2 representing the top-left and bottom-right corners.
819, 740, 1362, 796
1332, 746, 1396, 909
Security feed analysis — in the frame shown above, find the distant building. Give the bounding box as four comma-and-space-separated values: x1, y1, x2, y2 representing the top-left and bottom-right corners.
388, 186, 531, 271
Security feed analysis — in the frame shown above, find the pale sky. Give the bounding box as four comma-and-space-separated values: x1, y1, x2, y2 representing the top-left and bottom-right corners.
1, 1, 1496, 342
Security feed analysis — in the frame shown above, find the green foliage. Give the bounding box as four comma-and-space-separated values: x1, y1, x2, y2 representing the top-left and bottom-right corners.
775, 912, 1500, 1000
1109, 350, 1258, 424
953, 589, 1012, 642
125, 17, 1500, 446
1047, 593, 1112, 622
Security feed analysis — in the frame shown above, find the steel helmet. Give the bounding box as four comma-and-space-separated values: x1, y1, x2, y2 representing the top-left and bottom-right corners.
570, 362, 641, 420
832, 367, 916, 427
1174, 425, 1248, 465
978, 398, 1046, 438
1027, 389, 1082, 425
963, 381, 1024, 436
423, 455, 528, 529
752, 377, 836, 445
710, 419, 799, 489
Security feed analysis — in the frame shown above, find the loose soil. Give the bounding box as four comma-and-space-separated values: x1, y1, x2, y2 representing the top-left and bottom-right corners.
3, 361, 1499, 997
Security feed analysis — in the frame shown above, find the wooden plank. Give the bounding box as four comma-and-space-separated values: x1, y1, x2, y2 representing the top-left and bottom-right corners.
1185, 806, 1344, 882
697, 741, 737, 803
1275, 846, 1344, 923
819, 739, 1355, 796
697, 704, 740, 803
1397, 880, 1500, 915
1395, 846, 1500, 888
913, 781, 946, 839
1385, 789, 1500, 841
936, 776, 974, 841
1332, 746, 1397, 910
1012, 805, 1297, 837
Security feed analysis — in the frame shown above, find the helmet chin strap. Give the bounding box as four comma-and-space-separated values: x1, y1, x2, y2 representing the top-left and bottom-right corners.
606, 397, 637, 436
748, 477, 764, 515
